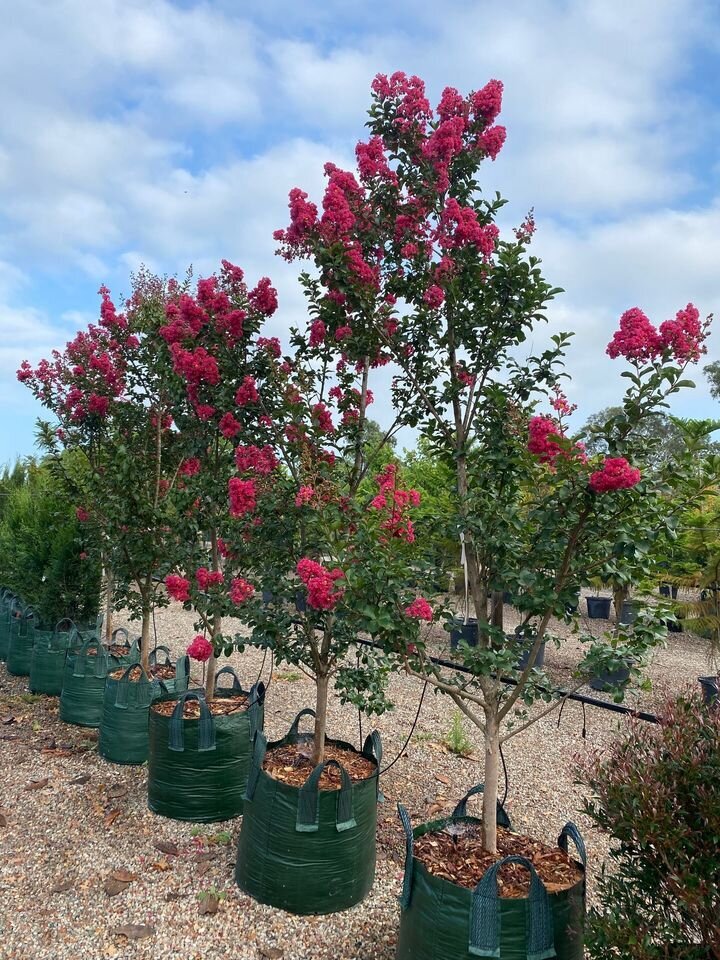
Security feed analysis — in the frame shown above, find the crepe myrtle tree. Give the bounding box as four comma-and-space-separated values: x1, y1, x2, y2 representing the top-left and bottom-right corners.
273, 70, 716, 852
222, 275, 430, 765
146, 260, 284, 699
18, 281, 184, 670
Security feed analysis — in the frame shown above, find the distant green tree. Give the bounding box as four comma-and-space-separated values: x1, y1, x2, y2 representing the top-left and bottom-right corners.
581, 406, 686, 467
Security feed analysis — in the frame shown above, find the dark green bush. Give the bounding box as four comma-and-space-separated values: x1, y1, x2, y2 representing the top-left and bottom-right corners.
581, 694, 720, 959
0, 459, 100, 626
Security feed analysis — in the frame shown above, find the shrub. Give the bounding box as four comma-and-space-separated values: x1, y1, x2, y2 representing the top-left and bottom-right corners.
581, 694, 720, 959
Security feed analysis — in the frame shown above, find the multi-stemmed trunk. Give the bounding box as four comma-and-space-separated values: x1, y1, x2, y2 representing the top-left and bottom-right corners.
313, 672, 330, 765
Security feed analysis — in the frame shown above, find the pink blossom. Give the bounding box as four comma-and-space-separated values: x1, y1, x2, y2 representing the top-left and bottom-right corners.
335, 325, 353, 342
607, 308, 663, 363
424, 285, 445, 309
312, 402, 335, 434
405, 597, 433, 621
527, 416, 564, 464
187, 635, 213, 662
180, 458, 201, 477
296, 558, 345, 611
256, 337, 282, 357
295, 485, 314, 507
478, 125, 506, 160
234, 444, 278, 475
309, 319, 326, 347
229, 477, 257, 516
229, 577, 255, 605
355, 135, 397, 184
75, 507, 90, 522
589, 457, 641, 493
658, 303, 707, 362
195, 568, 224, 591
248, 277, 278, 316
166, 575, 191, 602
275, 188, 319, 247
437, 86, 468, 120
235, 376, 259, 406
471, 79, 503, 123
219, 412, 242, 439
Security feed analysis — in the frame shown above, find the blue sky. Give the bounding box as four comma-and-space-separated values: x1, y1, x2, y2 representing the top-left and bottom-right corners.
2, 0, 720, 465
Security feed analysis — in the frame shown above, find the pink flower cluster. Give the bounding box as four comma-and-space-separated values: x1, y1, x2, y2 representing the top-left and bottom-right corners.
527, 416, 565, 464
196, 567, 225, 590
229, 577, 255, 605
180, 458, 201, 477
589, 457, 641, 493
169, 344, 220, 386
370, 463, 420, 542
234, 444, 278, 475
248, 277, 278, 317
607, 304, 707, 364
295, 485, 314, 507
405, 597, 433, 621
438, 198, 499, 256
166, 575, 191, 602
296, 558, 345, 611
235, 375, 259, 406
229, 477, 257, 516
75, 507, 90, 522
187, 635, 213, 662
219, 412, 242, 438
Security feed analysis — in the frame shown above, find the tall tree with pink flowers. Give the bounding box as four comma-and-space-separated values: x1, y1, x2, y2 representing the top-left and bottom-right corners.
272, 70, 716, 852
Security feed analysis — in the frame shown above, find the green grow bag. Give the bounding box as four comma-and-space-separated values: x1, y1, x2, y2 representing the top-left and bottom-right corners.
148, 645, 190, 696
99, 663, 160, 765
147, 670, 265, 823
235, 707, 383, 915
0, 588, 16, 661
395, 785, 586, 960
59, 637, 110, 727
6, 603, 35, 677
29, 619, 78, 695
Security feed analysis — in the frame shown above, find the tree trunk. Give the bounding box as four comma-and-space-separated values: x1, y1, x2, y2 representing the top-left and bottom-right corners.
140, 604, 151, 676
313, 673, 329, 765
613, 584, 628, 622
103, 562, 113, 643
482, 713, 500, 855
205, 615, 221, 700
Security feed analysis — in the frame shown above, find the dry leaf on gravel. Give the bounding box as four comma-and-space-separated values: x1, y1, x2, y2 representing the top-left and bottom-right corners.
70, 774, 90, 785
196, 861, 211, 878
260, 948, 284, 959
50, 880, 74, 893
150, 859, 172, 872
25, 777, 49, 790
104, 810, 121, 827
153, 840, 179, 857
0, 812, 7, 828
435, 774, 450, 785
110, 869, 137, 883
107, 784, 128, 799
2, 715, 15, 724
111, 924, 155, 940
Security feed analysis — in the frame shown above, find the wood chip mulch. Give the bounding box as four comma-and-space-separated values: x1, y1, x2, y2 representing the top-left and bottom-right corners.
108, 664, 176, 681
263, 740, 376, 788
413, 823, 583, 897
151, 694, 248, 718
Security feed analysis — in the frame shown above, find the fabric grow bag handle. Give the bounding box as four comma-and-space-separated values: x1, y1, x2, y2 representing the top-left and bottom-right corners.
54, 617, 76, 633
469, 855, 556, 960
247, 681, 265, 742
168, 691, 215, 753
397, 803, 414, 909
148, 645, 173, 667
174, 654, 189, 690
557, 821, 587, 867
287, 707, 316, 740
114, 663, 154, 709
296, 758, 356, 833
73, 636, 109, 679
453, 783, 512, 830
214, 665, 244, 692
245, 730, 268, 801
110, 627, 130, 645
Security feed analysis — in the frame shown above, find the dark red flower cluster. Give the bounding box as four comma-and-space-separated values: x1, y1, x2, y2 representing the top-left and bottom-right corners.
607, 303, 707, 364
229, 477, 257, 516
166, 574, 191, 602
405, 597, 433, 620
187, 634, 213, 662
229, 577, 255, 604
234, 444, 278, 475
196, 567, 225, 590
589, 457, 641, 493
296, 558, 345, 611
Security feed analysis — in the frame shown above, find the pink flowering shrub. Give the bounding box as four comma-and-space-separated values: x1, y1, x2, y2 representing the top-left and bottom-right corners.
405, 597, 433, 620
187, 635, 213, 662
166, 575, 191, 602
589, 457, 642, 493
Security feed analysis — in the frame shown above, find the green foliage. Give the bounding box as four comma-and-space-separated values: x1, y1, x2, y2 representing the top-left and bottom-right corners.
0, 458, 100, 625
581, 694, 720, 959
581, 406, 687, 468
444, 712, 473, 756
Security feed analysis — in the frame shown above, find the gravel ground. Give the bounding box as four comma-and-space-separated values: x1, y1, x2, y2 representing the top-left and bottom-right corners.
0, 593, 712, 960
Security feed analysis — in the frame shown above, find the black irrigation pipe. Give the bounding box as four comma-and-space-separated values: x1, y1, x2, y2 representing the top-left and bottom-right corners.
353, 636, 661, 725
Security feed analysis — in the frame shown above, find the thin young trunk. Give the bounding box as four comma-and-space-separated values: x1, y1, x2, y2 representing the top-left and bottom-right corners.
140, 604, 151, 676
205, 616, 220, 700
313, 673, 329, 765
103, 564, 114, 643
613, 584, 628, 622
482, 712, 500, 855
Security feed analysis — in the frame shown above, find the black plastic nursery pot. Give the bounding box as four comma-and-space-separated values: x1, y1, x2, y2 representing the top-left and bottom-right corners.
235, 708, 382, 915
618, 600, 640, 625
6, 603, 35, 676
514, 638, 546, 672
395, 785, 587, 960
589, 665, 631, 692
698, 676, 719, 707
586, 596, 612, 619
29, 619, 78, 695
0, 588, 16, 661
450, 618, 479, 650
59, 637, 110, 726
147, 670, 265, 823
659, 583, 679, 599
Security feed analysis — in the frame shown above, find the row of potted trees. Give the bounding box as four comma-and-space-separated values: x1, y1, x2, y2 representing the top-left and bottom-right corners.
15, 70, 717, 956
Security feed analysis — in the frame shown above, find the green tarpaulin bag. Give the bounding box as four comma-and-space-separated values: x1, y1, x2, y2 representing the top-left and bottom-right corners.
148, 646, 189, 696
59, 636, 110, 727
0, 588, 16, 661
235, 707, 382, 915
395, 785, 586, 960
29, 618, 78, 695
6, 602, 35, 677
98, 663, 161, 765
147, 672, 265, 823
